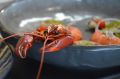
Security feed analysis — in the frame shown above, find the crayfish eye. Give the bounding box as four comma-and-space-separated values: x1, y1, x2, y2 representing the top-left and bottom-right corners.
44, 31, 48, 35
44, 30, 48, 33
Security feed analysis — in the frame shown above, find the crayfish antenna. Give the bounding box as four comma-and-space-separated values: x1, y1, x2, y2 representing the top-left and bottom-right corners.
0, 34, 20, 42
0, 32, 34, 42
36, 37, 48, 79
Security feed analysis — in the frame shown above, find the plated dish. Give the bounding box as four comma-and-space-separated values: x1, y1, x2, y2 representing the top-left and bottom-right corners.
1, 0, 120, 79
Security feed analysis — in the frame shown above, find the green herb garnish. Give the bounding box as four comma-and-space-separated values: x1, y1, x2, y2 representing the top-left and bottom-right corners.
101, 21, 120, 38
74, 40, 97, 46
42, 19, 64, 25
106, 21, 120, 29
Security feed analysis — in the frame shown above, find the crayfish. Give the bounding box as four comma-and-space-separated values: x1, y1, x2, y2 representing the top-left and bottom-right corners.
0, 24, 82, 79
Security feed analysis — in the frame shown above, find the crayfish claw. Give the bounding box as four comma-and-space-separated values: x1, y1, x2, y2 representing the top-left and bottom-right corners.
15, 35, 33, 58
41, 36, 74, 53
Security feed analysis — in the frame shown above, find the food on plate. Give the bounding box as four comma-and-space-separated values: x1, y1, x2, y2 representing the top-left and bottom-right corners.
90, 17, 120, 45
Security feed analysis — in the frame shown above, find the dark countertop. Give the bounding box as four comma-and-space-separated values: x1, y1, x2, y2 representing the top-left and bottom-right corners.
5, 56, 120, 79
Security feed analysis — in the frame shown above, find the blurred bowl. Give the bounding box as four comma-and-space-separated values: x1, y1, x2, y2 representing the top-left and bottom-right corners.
0, 35, 13, 79
0, 0, 120, 70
